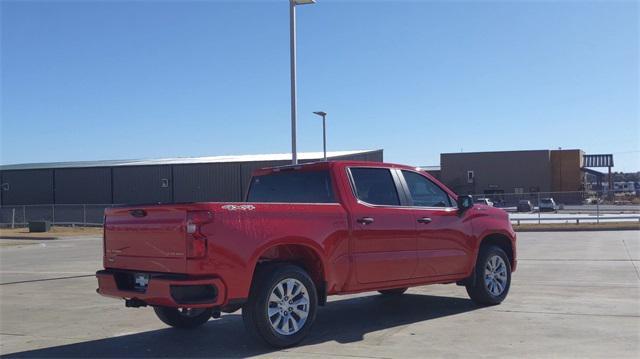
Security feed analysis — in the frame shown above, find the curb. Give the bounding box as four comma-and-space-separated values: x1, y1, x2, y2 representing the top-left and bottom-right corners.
514, 226, 640, 232
0, 236, 59, 240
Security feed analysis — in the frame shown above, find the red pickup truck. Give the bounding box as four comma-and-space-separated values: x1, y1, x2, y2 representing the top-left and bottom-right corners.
97, 161, 516, 347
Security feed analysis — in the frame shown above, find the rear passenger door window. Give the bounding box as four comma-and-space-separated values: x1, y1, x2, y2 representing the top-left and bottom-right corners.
401, 170, 452, 207
349, 168, 400, 206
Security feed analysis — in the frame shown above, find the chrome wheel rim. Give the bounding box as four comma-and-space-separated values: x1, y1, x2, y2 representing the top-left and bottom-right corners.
178, 307, 206, 317
267, 278, 310, 336
484, 255, 508, 296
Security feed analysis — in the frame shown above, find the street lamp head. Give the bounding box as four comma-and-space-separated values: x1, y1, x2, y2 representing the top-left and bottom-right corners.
293, 0, 316, 5
313, 111, 327, 117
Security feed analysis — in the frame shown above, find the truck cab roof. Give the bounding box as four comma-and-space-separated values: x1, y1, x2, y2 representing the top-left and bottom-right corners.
255, 160, 421, 176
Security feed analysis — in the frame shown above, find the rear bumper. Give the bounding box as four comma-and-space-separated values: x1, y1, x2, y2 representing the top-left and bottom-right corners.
96, 269, 226, 308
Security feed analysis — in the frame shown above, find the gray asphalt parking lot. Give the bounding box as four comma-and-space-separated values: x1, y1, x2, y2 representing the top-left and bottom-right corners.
1, 231, 639, 358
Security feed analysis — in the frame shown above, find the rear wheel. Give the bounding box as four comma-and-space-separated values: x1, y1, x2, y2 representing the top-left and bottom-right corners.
378, 287, 408, 296
243, 263, 317, 348
466, 245, 511, 305
154, 306, 213, 329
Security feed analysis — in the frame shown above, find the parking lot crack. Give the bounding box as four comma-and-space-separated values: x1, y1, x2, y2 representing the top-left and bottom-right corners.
283, 350, 392, 359
0, 274, 94, 286
521, 281, 639, 288
519, 258, 636, 262
0, 332, 26, 337
0, 332, 93, 340
492, 309, 639, 318
621, 239, 640, 281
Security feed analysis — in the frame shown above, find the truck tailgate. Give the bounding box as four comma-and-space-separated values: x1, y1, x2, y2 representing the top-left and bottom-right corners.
104, 206, 188, 273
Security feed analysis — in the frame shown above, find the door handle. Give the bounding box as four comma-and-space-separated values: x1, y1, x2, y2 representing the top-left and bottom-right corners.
357, 217, 375, 225
417, 217, 432, 224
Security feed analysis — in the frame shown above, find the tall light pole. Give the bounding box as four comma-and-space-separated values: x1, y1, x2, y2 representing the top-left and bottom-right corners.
289, 0, 316, 164
313, 111, 327, 161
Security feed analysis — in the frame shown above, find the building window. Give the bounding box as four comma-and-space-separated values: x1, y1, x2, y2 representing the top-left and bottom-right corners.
160, 178, 169, 188
467, 170, 474, 184
514, 187, 524, 194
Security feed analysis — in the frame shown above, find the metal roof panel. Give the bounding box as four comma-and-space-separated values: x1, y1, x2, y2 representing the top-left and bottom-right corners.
0, 150, 381, 171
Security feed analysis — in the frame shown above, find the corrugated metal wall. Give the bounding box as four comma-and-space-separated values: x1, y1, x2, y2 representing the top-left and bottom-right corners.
113, 165, 173, 204
0, 169, 54, 205
173, 163, 243, 202
54, 167, 112, 204
0, 150, 384, 206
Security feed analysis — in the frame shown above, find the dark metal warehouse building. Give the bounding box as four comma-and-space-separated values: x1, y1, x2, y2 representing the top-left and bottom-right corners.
0, 149, 382, 225
0, 149, 382, 205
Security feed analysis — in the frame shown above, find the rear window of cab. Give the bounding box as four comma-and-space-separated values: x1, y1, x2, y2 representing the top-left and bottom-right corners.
247, 170, 336, 203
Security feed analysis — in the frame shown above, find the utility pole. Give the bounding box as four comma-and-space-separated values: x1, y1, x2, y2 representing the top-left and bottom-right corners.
289, 0, 316, 164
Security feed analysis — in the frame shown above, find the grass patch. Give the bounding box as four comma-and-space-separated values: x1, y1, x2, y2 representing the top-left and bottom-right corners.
0, 226, 102, 239
0, 241, 40, 248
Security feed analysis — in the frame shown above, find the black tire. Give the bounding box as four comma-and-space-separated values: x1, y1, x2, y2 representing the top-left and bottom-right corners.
378, 287, 408, 296
243, 263, 318, 348
153, 306, 213, 329
466, 245, 511, 306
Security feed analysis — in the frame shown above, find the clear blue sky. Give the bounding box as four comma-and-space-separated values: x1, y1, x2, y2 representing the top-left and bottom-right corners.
1, 0, 638, 171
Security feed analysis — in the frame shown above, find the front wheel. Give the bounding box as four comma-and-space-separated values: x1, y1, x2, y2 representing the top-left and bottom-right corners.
243, 263, 318, 348
153, 306, 213, 329
466, 245, 511, 305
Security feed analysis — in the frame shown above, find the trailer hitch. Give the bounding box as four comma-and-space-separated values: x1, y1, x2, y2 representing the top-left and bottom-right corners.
125, 298, 147, 308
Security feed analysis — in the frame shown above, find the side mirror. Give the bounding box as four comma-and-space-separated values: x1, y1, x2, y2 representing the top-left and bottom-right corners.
457, 195, 474, 212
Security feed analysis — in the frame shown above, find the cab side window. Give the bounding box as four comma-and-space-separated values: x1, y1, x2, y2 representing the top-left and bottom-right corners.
350, 168, 400, 206
401, 170, 452, 207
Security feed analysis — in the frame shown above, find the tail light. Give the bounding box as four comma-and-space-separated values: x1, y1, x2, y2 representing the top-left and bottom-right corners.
186, 211, 213, 258
102, 215, 107, 256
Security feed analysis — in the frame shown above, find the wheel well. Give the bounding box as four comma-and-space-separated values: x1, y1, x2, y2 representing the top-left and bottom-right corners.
480, 233, 514, 268
253, 244, 326, 303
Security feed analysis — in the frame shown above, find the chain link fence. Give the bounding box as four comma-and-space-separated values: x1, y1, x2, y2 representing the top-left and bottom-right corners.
1, 189, 638, 228
469, 190, 639, 224
0, 204, 114, 228
469, 189, 639, 213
